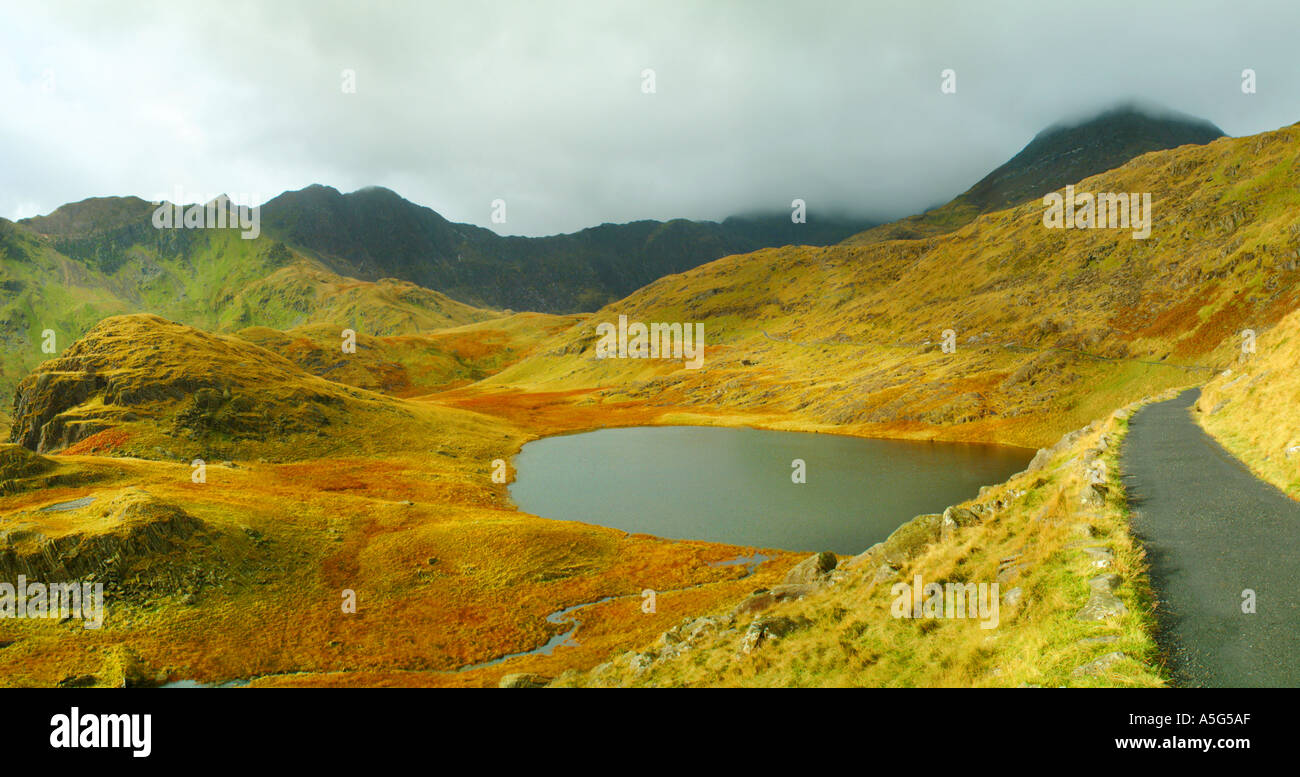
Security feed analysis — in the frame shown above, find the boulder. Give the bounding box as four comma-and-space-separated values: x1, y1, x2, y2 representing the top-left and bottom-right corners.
940, 506, 981, 540
660, 616, 720, 648
1025, 448, 1052, 473
1081, 546, 1114, 569
782, 551, 837, 585
1081, 482, 1109, 506
880, 514, 943, 566
996, 564, 1024, 585
847, 542, 884, 569
499, 673, 550, 689
627, 653, 653, 674
1089, 573, 1121, 592
871, 563, 899, 584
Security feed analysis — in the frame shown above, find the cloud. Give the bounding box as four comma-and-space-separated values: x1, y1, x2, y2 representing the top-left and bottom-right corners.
1, 0, 1297, 235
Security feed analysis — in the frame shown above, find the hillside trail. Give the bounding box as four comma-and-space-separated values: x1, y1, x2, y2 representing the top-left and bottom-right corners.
1121, 388, 1300, 686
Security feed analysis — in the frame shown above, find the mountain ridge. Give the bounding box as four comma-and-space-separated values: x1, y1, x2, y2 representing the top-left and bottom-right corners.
844, 104, 1226, 245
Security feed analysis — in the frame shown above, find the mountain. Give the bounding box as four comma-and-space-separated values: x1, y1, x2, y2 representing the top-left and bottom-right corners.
845, 104, 1226, 245
0, 188, 873, 415
961, 104, 1225, 213
4, 107, 1288, 689
8, 313, 408, 457
0, 105, 1232, 439
258, 185, 878, 313
477, 117, 1297, 449
254, 107, 1225, 308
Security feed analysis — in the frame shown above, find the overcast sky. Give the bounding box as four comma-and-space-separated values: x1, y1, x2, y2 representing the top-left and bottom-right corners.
1, 0, 1298, 236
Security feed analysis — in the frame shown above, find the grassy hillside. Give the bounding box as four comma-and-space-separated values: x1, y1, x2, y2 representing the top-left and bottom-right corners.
4, 117, 1297, 689
477, 122, 1300, 450
237, 312, 581, 397
1197, 303, 1300, 497
557, 397, 1176, 687
0, 314, 803, 687
0, 215, 504, 429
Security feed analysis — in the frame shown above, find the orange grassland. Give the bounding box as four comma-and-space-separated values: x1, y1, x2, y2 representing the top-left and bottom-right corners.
0, 351, 800, 687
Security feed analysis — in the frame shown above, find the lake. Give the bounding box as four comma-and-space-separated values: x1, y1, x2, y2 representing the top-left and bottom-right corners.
509, 426, 1033, 554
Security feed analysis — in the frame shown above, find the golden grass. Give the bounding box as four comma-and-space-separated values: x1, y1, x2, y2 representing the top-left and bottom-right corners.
1198, 304, 1300, 498
7, 123, 1300, 687
558, 396, 1178, 687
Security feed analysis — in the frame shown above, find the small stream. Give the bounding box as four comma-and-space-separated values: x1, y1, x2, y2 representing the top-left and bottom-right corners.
161, 552, 772, 686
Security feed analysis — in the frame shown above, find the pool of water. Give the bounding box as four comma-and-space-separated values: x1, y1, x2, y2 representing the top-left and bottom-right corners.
509, 426, 1032, 555
39, 496, 96, 512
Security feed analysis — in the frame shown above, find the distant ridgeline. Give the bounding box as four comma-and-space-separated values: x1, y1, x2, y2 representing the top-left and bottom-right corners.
0, 104, 1229, 430
254, 185, 880, 313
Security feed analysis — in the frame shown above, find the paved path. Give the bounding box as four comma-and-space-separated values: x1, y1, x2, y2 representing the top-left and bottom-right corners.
1121, 388, 1300, 686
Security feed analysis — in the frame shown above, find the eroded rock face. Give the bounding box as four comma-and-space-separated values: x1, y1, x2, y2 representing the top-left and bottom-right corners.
0, 489, 208, 587
8, 314, 359, 455
0, 444, 55, 494
9, 366, 110, 452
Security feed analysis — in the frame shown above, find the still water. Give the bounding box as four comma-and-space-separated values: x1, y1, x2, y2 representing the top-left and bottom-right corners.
509, 426, 1032, 554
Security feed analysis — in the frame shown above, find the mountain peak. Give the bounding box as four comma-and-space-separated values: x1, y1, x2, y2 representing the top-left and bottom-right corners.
961, 103, 1225, 212
1036, 102, 1225, 140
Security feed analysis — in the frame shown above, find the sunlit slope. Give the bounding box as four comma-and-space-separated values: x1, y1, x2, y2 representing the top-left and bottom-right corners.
487, 122, 1300, 448
1197, 302, 1300, 498
0, 213, 501, 420
6, 314, 501, 461
0, 315, 802, 688
237, 312, 581, 397
559, 398, 1167, 688
219, 261, 495, 334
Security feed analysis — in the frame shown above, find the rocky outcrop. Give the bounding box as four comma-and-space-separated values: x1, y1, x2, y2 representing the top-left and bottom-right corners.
0, 444, 56, 494
0, 443, 53, 480
1024, 447, 1052, 473
782, 551, 837, 584
0, 489, 214, 596
739, 615, 812, 655
732, 551, 840, 617
9, 367, 110, 453
7, 315, 384, 457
